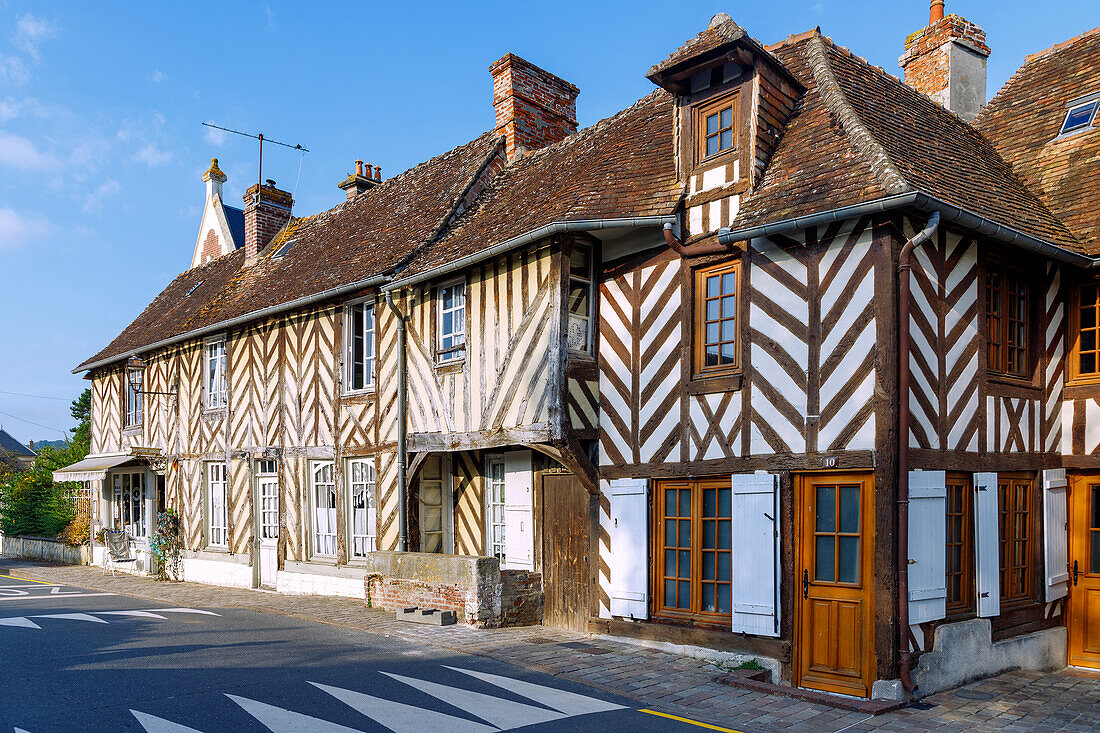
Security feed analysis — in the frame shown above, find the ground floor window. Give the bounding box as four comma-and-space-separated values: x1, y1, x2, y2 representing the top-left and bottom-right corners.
999, 474, 1036, 607
311, 461, 338, 557
946, 473, 975, 615
257, 460, 279, 541
418, 455, 451, 554
346, 458, 376, 558
112, 471, 147, 538
485, 455, 506, 561
653, 477, 732, 624
207, 463, 228, 548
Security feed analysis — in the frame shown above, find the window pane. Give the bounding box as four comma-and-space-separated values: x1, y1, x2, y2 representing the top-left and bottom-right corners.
717, 520, 731, 550
838, 536, 859, 583
703, 488, 716, 517
706, 345, 720, 366
707, 112, 720, 135
664, 549, 675, 576
679, 519, 691, 547
717, 584, 731, 614
569, 282, 589, 316
720, 129, 732, 150
665, 488, 676, 514
721, 295, 736, 317
706, 275, 720, 298
664, 579, 675, 607
677, 580, 690, 608
718, 487, 731, 516
570, 248, 590, 277
1092, 532, 1100, 575
839, 485, 860, 533
679, 489, 691, 516
717, 551, 730, 581
721, 320, 736, 342
706, 299, 720, 320
1083, 305, 1096, 329
1084, 330, 1096, 352
1092, 486, 1100, 529
706, 322, 720, 344
702, 584, 716, 612
720, 106, 732, 130
815, 536, 835, 581
706, 135, 719, 156
703, 552, 715, 580
1082, 353, 1096, 374
816, 486, 835, 532
679, 549, 691, 575
664, 519, 676, 547
703, 520, 715, 548
721, 272, 735, 294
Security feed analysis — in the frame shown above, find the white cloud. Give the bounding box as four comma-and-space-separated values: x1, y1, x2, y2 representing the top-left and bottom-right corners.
133, 143, 172, 167
0, 96, 51, 121
15, 14, 58, 62
811, 2, 824, 11
151, 69, 167, 83
203, 125, 229, 147
264, 6, 275, 28
0, 131, 57, 170
0, 207, 51, 249
81, 178, 120, 213
0, 54, 29, 86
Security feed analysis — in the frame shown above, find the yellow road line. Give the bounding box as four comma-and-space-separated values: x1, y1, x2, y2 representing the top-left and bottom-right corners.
638, 708, 747, 732
0, 573, 53, 585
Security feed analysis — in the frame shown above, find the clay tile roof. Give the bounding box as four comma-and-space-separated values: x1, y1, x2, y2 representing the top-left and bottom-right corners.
648, 14, 747, 79
396, 90, 682, 281
734, 32, 1080, 252
76, 132, 503, 372
975, 26, 1100, 253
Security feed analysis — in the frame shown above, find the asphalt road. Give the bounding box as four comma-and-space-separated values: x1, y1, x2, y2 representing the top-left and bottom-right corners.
0, 573, 714, 733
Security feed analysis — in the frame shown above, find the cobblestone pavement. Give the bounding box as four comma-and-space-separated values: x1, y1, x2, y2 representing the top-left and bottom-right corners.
4, 558, 1099, 732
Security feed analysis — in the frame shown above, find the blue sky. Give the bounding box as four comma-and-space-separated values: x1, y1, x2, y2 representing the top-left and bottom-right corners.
0, 0, 1096, 444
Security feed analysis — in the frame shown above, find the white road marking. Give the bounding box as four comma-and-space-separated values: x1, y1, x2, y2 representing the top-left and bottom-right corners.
226, 694, 362, 732
310, 681, 496, 733
132, 710, 205, 732
99, 610, 168, 619
0, 592, 115, 601
444, 666, 625, 715
150, 608, 220, 616
0, 617, 40, 629
381, 671, 566, 729
32, 613, 108, 624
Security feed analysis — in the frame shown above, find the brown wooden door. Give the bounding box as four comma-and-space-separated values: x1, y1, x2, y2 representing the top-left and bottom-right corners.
540, 473, 591, 632
795, 473, 875, 697
1069, 476, 1100, 669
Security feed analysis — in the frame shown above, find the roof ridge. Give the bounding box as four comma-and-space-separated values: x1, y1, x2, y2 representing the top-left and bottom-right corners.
1025, 25, 1100, 63
806, 32, 909, 195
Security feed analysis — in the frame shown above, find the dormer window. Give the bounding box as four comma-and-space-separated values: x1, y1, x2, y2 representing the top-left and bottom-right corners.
1060, 97, 1098, 136
697, 92, 739, 164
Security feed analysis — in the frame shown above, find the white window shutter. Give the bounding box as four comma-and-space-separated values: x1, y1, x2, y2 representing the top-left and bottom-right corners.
609, 478, 648, 619
1043, 469, 1069, 602
731, 473, 780, 637
907, 470, 947, 624
503, 450, 533, 570
974, 472, 1000, 618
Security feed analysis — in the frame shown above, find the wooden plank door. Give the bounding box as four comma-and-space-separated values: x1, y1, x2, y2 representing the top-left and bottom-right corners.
1069, 475, 1100, 668
540, 473, 591, 632
795, 473, 875, 697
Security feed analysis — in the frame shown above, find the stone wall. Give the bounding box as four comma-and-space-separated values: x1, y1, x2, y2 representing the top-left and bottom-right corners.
363, 551, 503, 627
0, 535, 91, 565
501, 569, 544, 626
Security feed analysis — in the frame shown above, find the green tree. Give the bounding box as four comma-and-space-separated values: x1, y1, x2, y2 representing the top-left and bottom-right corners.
69, 388, 91, 454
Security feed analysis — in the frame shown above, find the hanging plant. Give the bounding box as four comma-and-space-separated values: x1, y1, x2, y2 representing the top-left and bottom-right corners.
150, 509, 182, 581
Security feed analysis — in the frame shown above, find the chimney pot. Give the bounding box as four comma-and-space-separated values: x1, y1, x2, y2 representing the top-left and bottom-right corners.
930, 0, 945, 23
265, 179, 276, 188
374, 165, 381, 181
355, 159, 364, 176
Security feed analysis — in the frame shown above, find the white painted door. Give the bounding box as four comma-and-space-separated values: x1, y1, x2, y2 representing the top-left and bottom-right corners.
503, 451, 533, 570
258, 473, 279, 587
419, 455, 453, 554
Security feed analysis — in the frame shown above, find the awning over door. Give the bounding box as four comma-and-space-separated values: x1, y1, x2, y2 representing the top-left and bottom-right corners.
52, 454, 139, 483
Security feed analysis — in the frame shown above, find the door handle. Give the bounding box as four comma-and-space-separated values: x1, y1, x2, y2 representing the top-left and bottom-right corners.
803, 569, 809, 598
1074, 560, 1080, 587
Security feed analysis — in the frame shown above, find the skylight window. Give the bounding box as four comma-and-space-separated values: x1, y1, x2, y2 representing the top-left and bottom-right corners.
273, 239, 296, 259
186, 281, 203, 296
1060, 99, 1098, 135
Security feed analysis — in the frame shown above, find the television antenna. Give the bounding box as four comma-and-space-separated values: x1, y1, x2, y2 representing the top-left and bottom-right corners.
201, 122, 309, 190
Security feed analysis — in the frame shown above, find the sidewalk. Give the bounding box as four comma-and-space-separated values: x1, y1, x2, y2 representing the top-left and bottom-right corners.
4, 557, 1100, 732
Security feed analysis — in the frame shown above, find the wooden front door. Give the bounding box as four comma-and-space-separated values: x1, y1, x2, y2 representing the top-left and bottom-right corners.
539, 473, 591, 632
795, 473, 875, 697
1069, 475, 1100, 668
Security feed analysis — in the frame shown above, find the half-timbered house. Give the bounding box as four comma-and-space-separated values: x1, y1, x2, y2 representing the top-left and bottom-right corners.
58, 0, 1100, 703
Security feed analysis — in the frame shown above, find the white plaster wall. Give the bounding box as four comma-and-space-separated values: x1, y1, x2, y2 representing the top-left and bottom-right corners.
276, 570, 366, 599
179, 556, 252, 588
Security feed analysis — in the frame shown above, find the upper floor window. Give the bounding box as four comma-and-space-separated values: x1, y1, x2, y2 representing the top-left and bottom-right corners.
438, 280, 466, 363
985, 260, 1030, 379
204, 338, 228, 409
1071, 282, 1100, 382
567, 246, 594, 353
694, 260, 741, 377
125, 366, 143, 427
344, 301, 375, 392
1060, 98, 1098, 136
697, 92, 739, 163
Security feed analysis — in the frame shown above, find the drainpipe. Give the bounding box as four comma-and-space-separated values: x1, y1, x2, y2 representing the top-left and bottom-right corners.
384, 290, 408, 551
897, 210, 941, 692
663, 222, 739, 257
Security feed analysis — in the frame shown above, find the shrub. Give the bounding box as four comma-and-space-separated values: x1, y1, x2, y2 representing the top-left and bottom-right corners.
58, 513, 90, 546
0, 468, 74, 538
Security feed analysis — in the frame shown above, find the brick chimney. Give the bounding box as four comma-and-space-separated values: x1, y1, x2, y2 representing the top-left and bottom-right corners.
490, 53, 579, 160
900, 1, 990, 121
243, 179, 293, 262
338, 159, 382, 200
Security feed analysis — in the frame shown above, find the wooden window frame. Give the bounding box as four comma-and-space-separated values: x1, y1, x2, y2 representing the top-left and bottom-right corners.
1068, 279, 1100, 384
693, 259, 742, 378
945, 472, 975, 617
125, 366, 143, 428
436, 278, 467, 364
203, 336, 228, 410
997, 472, 1039, 610
651, 476, 733, 628
694, 90, 740, 167
345, 457, 376, 559
343, 298, 376, 394
256, 460, 279, 542
310, 460, 338, 559
485, 454, 506, 562
983, 257, 1034, 381
206, 462, 228, 549
567, 245, 595, 355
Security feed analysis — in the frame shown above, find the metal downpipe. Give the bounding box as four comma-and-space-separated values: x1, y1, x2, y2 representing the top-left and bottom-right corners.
897, 210, 941, 692
384, 290, 408, 551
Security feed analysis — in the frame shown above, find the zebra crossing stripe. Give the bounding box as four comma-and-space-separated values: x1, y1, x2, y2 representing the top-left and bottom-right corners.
150, 608, 220, 616
310, 681, 496, 733
0, 617, 40, 628
99, 610, 168, 619
132, 710, 204, 733
443, 666, 624, 716
380, 671, 567, 729
226, 695, 362, 732
32, 613, 108, 624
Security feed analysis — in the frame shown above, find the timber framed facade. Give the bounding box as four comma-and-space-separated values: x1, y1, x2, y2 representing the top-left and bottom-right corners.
62, 5, 1100, 703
